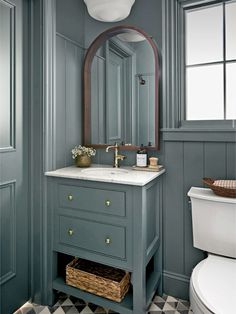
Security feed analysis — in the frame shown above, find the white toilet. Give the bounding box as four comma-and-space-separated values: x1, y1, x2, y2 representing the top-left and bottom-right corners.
188, 187, 236, 314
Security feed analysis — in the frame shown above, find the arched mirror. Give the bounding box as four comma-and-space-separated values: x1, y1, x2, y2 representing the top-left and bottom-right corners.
83, 25, 160, 150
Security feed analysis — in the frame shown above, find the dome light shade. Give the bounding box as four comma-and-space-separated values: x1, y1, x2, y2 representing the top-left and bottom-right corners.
117, 31, 146, 42
84, 0, 135, 22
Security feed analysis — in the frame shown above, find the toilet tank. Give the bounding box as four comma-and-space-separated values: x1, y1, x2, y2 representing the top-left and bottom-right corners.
188, 187, 236, 259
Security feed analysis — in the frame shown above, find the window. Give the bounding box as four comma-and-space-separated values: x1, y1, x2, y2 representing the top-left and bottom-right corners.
185, 1, 236, 121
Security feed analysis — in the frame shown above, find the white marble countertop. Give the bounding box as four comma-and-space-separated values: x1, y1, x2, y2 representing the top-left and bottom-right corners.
45, 164, 165, 186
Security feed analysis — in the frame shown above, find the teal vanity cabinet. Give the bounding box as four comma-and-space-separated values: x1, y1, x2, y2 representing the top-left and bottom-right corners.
46, 166, 164, 314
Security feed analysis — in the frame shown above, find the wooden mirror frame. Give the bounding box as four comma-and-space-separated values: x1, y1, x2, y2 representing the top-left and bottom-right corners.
83, 25, 160, 150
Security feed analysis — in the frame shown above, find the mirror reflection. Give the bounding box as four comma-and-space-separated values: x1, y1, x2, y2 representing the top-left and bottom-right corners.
90, 30, 156, 147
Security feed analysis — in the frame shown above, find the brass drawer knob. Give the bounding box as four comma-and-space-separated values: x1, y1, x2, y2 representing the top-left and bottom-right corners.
68, 195, 73, 201
105, 237, 111, 244
105, 200, 111, 207
68, 229, 74, 236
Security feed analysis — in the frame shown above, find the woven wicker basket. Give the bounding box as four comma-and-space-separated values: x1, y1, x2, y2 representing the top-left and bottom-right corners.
203, 178, 236, 198
66, 258, 130, 302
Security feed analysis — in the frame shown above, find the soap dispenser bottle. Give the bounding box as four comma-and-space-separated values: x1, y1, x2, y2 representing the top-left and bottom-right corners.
136, 144, 148, 167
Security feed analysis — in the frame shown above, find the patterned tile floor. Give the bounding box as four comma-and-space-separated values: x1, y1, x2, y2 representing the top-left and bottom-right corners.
14, 293, 193, 314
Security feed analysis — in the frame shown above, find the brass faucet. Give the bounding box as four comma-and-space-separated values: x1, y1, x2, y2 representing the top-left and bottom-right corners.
106, 142, 126, 168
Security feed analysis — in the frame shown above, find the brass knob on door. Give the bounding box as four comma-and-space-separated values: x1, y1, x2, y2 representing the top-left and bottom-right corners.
105, 200, 111, 207
68, 195, 73, 201
68, 229, 74, 236
105, 237, 111, 244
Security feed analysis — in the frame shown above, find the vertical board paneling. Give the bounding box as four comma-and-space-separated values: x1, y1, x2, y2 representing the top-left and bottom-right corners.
163, 142, 184, 274
56, 35, 66, 168
56, 35, 84, 168
163, 140, 236, 299
91, 56, 106, 144
107, 50, 123, 143
91, 57, 99, 144
183, 142, 205, 276
136, 75, 155, 146
226, 143, 236, 179
204, 142, 227, 178
98, 58, 106, 143
65, 42, 83, 165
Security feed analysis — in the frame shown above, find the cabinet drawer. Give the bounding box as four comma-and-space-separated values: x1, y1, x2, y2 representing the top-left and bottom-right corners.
58, 215, 126, 259
58, 184, 125, 217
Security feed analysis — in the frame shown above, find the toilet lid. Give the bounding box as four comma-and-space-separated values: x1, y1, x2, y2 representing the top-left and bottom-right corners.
192, 254, 236, 314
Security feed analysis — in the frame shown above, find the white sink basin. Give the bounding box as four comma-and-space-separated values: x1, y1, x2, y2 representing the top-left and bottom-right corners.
81, 167, 129, 176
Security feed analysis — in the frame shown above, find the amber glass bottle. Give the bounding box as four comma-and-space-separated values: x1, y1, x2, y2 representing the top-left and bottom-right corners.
136, 144, 148, 167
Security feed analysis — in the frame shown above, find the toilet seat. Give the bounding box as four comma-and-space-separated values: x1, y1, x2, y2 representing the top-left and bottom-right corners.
190, 254, 236, 314
190, 279, 213, 314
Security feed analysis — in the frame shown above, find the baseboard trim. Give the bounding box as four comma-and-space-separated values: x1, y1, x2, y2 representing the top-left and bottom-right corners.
163, 271, 190, 300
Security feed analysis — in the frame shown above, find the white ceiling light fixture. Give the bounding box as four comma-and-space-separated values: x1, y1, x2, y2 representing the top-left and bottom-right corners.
84, 0, 135, 22
117, 31, 146, 42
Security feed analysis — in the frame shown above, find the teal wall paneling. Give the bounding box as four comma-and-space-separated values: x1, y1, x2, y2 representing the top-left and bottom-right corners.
162, 140, 236, 299
91, 55, 106, 144
56, 0, 85, 46
136, 75, 155, 146
226, 143, 236, 178
107, 48, 124, 143
65, 41, 83, 164
55, 35, 84, 168
204, 143, 227, 179
55, 0, 85, 169
56, 35, 67, 167
163, 142, 184, 275
183, 142, 205, 277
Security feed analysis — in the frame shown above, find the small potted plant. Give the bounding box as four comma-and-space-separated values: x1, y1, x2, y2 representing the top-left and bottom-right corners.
71, 145, 96, 167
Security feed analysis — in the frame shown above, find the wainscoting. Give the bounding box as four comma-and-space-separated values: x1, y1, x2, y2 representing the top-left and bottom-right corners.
162, 139, 236, 298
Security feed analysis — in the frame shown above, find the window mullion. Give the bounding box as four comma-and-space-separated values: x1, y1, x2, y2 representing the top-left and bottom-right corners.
186, 60, 224, 68
223, 2, 227, 120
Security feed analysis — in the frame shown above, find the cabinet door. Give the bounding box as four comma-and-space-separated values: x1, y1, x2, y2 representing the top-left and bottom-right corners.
0, 0, 29, 312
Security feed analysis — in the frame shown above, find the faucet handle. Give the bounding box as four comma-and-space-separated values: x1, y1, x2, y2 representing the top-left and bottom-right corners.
119, 155, 126, 161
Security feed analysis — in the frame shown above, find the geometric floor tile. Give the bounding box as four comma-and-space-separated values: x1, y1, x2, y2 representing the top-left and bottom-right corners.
14, 292, 193, 314
148, 294, 193, 314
